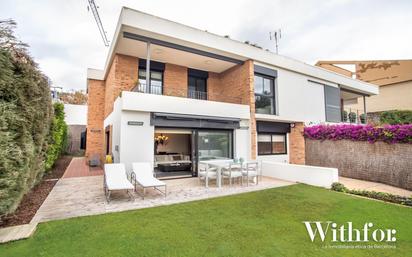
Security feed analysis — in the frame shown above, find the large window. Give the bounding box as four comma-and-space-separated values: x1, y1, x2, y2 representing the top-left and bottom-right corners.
255, 74, 276, 114
188, 69, 208, 100
188, 76, 207, 100
324, 85, 341, 122
138, 69, 163, 95
257, 134, 287, 155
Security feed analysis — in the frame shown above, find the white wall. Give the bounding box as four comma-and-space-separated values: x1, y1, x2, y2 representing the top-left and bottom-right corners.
234, 126, 250, 160
119, 111, 154, 171
261, 161, 339, 188
64, 104, 87, 125
276, 68, 326, 123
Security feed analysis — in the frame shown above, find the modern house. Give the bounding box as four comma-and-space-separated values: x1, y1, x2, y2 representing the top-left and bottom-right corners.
316, 60, 412, 114
86, 7, 378, 178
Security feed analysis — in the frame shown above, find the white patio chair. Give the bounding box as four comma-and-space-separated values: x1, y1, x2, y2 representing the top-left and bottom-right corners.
198, 163, 217, 188
104, 163, 134, 203
131, 162, 167, 199
222, 163, 243, 186
242, 161, 260, 186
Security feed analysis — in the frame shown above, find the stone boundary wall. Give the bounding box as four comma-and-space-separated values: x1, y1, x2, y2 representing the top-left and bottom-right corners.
305, 139, 412, 190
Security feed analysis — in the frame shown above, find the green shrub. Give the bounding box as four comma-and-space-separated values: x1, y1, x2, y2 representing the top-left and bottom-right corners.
380, 110, 412, 125
0, 20, 53, 216
331, 182, 346, 192
45, 102, 68, 170
331, 182, 412, 206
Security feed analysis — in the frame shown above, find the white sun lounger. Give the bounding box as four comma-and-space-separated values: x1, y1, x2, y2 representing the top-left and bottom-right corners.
131, 162, 167, 199
104, 163, 134, 202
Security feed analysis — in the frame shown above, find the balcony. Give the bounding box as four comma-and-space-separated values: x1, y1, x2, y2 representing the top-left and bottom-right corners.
341, 107, 366, 124
340, 89, 367, 124
132, 82, 242, 103
121, 91, 250, 120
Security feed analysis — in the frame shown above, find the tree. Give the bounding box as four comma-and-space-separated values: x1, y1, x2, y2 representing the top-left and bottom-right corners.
59, 90, 88, 105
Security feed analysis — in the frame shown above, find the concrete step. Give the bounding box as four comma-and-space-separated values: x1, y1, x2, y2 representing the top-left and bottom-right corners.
0, 222, 37, 244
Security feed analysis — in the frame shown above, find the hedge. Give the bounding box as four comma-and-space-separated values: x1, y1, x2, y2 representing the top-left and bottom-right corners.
304, 124, 412, 144
331, 183, 412, 206
380, 110, 412, 125
45, 102, 68, 170
0, 20, 66, 217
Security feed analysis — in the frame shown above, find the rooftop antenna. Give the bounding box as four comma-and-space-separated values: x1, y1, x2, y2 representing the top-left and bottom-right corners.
269, 29, 282, 54
87, 0, 109, 47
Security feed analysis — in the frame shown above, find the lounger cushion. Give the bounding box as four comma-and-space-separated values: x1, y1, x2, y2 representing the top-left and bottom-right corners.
104, 164, 134, 190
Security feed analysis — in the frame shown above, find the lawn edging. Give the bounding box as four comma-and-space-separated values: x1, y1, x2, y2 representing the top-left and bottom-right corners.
331, 182, 412, 207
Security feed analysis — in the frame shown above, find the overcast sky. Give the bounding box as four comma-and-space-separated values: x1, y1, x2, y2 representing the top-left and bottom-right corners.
1, 0, 411, 91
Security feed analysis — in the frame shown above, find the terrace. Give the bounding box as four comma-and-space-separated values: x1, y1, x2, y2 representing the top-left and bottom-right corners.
31, 158, 295, 223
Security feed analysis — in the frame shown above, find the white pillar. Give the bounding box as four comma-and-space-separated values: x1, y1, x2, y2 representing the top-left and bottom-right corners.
146, 41, 151, 93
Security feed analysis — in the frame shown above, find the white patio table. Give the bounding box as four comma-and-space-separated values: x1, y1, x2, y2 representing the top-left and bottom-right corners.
199, 159, 234, 188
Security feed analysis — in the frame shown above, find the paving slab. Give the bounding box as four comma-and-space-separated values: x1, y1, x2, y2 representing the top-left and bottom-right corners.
32, 176, 295, 223
340, 177, 412, 197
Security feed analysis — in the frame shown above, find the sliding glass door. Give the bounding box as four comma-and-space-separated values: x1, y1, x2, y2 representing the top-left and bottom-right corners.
197, 130, 232, 162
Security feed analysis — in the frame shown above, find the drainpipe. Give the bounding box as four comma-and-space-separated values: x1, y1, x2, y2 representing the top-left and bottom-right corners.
363, 95, 367, 123
146, 41, 151, 93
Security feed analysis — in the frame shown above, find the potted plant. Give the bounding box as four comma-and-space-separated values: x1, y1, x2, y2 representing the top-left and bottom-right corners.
360, 113, 367, 124
349, 112, 357, 123
342, 110, 348, 122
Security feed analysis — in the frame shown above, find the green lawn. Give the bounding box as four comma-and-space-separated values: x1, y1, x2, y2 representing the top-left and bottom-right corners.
1, 184, 411, 257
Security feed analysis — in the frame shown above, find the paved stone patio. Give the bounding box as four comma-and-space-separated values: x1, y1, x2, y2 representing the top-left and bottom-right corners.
32, 176, 295, 223
340, 176, 412, 197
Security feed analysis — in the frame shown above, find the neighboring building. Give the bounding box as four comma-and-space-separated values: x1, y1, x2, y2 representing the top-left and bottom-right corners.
86, 7, 378, 177
64, 104, 87, 154
316, 60, 412, 113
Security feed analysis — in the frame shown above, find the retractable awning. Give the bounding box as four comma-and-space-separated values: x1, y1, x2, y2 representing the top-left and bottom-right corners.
151, 113, 240, 129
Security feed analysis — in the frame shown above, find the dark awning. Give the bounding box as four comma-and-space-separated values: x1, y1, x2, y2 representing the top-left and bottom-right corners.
254, 65, 278, 78
139, 59, 165, 71
151, 113, 240, 129
256, 121, 291, 133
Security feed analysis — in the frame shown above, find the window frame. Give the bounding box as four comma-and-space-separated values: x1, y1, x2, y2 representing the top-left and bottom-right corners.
257, 133, 287, 155
188, 75, 207, 93
254, 73, 277, 115
138, 69, 164, 94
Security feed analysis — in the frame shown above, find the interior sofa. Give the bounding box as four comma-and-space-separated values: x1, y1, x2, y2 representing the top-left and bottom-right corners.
154, 154, 192, 172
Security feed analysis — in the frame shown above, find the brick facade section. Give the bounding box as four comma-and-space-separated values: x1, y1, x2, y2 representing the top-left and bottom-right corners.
207, 61, 256, 159
104, 54, 138, 118
289, 122, 305, 164
86, 79, 106, 163
163, 63, 188, 97
87, 54, 138, 163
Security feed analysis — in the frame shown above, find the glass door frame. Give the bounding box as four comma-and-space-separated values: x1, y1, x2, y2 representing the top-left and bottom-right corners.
192, 128, 234, 177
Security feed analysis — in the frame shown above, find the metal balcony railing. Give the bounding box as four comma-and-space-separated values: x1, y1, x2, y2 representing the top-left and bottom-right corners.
341, 108, 367, 124
133, 83, 162, 95
188, 90, 207, 100
131, 82, 243, 104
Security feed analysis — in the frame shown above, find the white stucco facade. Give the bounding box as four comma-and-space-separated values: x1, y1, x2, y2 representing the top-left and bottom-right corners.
64, 104, 87, 125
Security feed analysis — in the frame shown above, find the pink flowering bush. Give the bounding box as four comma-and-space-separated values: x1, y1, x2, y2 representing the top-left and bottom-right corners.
304, 124, 412, 144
